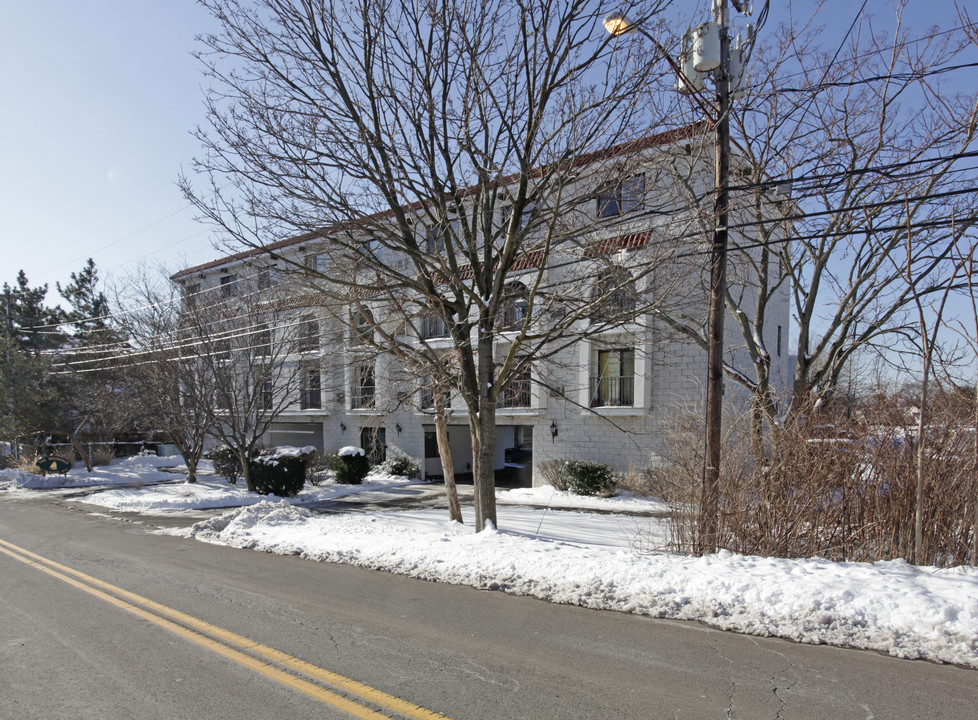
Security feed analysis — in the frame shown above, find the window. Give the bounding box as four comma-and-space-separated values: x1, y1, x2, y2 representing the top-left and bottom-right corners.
777, 325, 782, 358
259, 378, 273, 411
498, 282, 530, 331
300, 365, 321, 410
423, 225, 445, 255
421, 384, 451, 411
351, 362, 375, 409
352, 308, 374, 345
180, 376, 197, 408
358, 236, 381, 257
182, 283, 200, 308
297, 316, 319, 353
214, 337, 232, 362
598, 174, 645, 218
220, 274, 238, 298
255, 324, 271, 357
501, 203, 536, 234
590, 349, 635, 407
590, 266, 637, 320
423, 220, 458, 255
498, 362, 531, 409
420, 312, 449, 340
420, 356, 453, 409
256, 269, 273, 290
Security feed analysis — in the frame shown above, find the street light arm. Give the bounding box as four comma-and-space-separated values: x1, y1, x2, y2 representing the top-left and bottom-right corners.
602, 13, 717, 120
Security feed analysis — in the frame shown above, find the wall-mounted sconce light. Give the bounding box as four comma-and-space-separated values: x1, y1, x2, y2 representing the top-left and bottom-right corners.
340, 422, 346, 432
550, 420, 558, 442
395, 423, 402, 434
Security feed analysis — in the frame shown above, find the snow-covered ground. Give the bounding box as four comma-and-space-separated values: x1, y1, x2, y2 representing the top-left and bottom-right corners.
3, 455, 977, 668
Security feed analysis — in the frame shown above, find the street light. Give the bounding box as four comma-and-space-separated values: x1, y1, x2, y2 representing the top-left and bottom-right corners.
602, 13, 631, 36
606, 1, 742, 553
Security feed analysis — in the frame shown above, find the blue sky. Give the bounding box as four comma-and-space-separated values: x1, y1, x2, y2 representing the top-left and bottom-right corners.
0, 0, 970, 302
0, 0, 217, 297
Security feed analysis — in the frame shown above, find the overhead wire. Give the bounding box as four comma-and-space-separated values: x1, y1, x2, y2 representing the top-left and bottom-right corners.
37, 163, 978, 367
23, 141, 978, 348
48, 193, 978, 375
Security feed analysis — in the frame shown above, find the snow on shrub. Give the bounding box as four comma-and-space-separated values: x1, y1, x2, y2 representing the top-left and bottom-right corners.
335, 447, 369, 484
378, 453, 420, 479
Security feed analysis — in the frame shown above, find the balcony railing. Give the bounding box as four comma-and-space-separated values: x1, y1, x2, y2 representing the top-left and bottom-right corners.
589, 375, 634, 407
420, 314, 449, 339
498, 377, 531, 409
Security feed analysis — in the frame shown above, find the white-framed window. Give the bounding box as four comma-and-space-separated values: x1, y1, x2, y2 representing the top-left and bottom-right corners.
219, 274, 238, 298
423, 220, 458, 255
501, 202, 537, 234
590, 348, 635, 407
498, 282, 530, 331
304, 253, 322, 273
419, 311, 449, 340
214, 337, 232, 362
590, 266, 637, 321
352, 307, 374, 345
351, 361, 376, 409
299, 364, 321, 410
255, 324, 271, 357
597, 174, 645, 218
259, 378, 273, 410
498, 361, 532, 409
297, 316, 319, 353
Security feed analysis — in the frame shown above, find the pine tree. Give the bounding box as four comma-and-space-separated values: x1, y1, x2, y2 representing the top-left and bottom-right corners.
2, 270, 65, 355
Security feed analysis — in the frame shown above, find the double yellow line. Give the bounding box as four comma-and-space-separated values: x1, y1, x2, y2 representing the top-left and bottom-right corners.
0, 538, 450, 720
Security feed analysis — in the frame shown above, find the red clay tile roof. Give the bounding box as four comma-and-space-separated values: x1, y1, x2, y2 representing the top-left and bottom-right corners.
582, 231, 652, 258
171, 123, 706, 281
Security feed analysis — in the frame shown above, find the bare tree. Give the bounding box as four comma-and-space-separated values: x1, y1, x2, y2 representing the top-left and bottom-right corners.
116, 269, 215, 483
181, 0, 697, 530
959, 242, 978, 566
176, 274, 306, 492
661, 3, 978, 444
894, 227, 966, 564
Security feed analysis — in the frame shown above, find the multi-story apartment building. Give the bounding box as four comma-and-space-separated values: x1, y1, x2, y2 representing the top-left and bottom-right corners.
172, 126, 792, 485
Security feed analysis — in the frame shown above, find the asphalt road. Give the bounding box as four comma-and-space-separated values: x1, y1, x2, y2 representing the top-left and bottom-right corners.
1, 492, 976, 720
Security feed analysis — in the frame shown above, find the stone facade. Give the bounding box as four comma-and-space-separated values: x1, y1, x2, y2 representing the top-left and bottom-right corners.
173, 129, 792, 486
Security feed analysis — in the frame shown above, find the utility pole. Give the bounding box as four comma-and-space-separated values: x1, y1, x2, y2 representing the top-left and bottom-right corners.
605, 0, 750, 554
700, 0, 731, 554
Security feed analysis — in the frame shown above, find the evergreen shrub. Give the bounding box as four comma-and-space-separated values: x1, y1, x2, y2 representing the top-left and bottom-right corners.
335, 447, 369, 484
210, 445, 258, 485
379, 453, 420, 479
562, 459, 616, 496
211, 445, 242, 484
249, 452, 307, 497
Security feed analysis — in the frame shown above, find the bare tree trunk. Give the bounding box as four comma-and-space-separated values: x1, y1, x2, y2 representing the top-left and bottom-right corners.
73, 439, 93, 473
238, 447, 255, 492
471, 407, 497, 532
914, 360, 930, 565
972, 377, 978, 566
184, 449, 199, 483
433, 393, 462, 524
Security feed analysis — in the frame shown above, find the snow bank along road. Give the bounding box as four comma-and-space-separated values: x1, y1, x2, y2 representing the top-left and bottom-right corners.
2, 495, 977, 719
